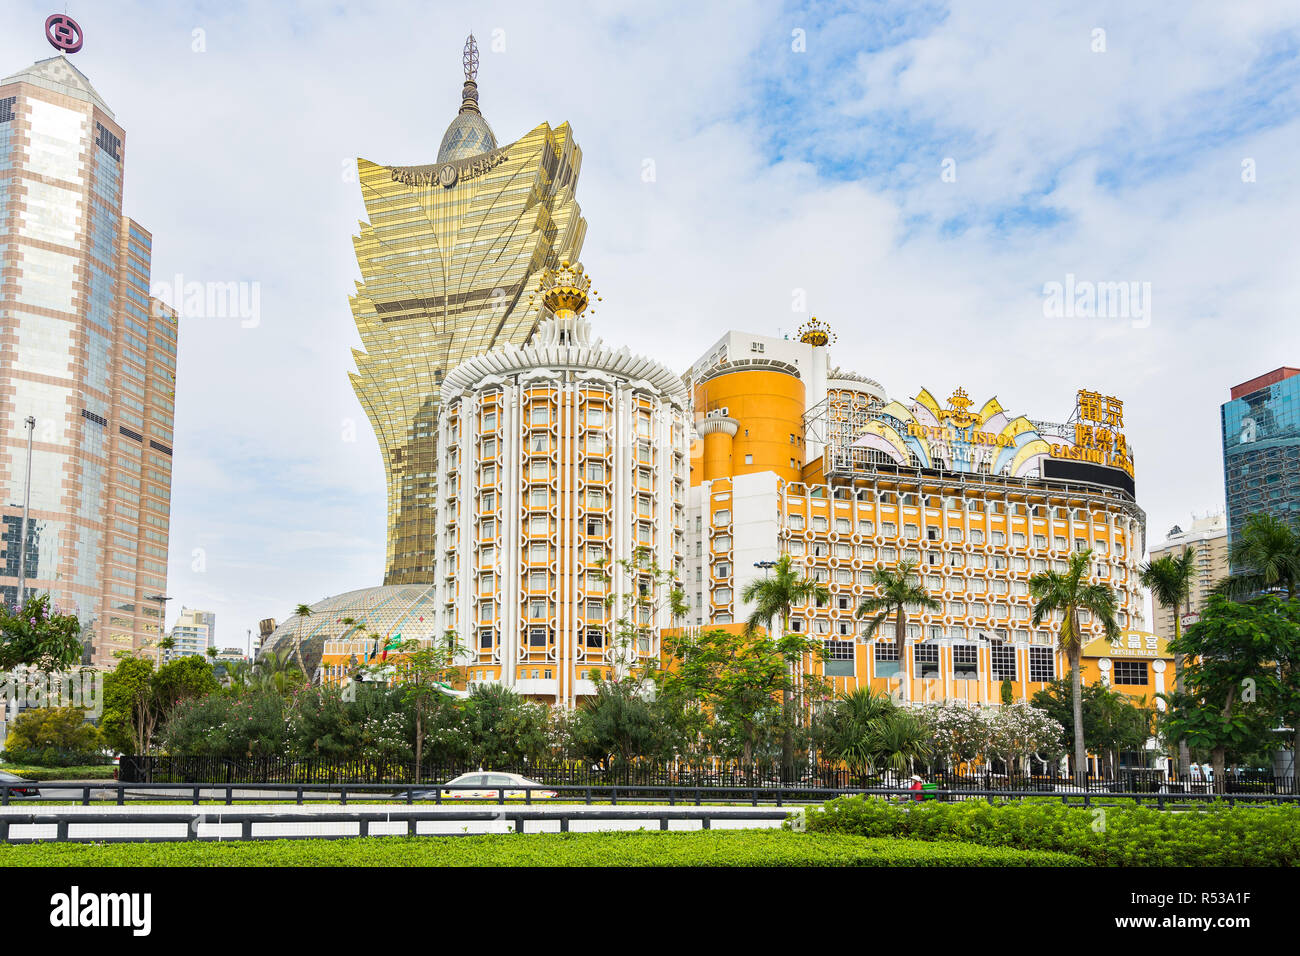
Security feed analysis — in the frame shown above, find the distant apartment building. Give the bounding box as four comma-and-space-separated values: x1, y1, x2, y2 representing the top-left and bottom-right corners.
1147, 514, 1229, 642
165, 606, 213, 662
0, 55, 177, 666
1221, 367, 1300, 551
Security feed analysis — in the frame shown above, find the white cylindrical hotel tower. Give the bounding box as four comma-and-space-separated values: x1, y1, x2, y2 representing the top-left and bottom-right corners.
434, 263, 688, 707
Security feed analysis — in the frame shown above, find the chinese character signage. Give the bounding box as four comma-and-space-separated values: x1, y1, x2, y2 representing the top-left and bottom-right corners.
1048, 388, 1135, 478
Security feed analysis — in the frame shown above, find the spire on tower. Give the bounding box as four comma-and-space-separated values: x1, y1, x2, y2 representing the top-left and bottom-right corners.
458, 34, 482, 114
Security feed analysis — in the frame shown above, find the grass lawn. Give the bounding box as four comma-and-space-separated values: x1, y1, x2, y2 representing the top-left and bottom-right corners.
0, 765, 116, 782
0, 829, 1084, 867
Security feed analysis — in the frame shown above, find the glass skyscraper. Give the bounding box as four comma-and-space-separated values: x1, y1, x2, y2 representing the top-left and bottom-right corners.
0, 55, 178, 666
349, 36, 586, 585
1221, 367, 1300, 548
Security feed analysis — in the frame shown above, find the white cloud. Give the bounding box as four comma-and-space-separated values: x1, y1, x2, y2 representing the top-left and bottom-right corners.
2, 0, 1296, 642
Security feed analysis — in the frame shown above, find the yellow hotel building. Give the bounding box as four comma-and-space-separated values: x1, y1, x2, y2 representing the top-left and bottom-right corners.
682, 320, 1164, 710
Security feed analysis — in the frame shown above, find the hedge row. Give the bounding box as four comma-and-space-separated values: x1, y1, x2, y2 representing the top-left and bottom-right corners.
797, 796, 1300, 866
0, 829, 1082, 867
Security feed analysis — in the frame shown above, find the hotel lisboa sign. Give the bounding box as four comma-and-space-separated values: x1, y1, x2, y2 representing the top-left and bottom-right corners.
845, 384, 1136, 489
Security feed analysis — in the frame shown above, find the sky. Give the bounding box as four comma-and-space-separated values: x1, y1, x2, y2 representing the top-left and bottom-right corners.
3, 0, 1299, 652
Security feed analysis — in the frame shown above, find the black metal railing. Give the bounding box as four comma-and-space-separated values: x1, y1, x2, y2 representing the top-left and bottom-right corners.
112, 755, 1299, 795
6, 779, 1300, 811
0, 803, 795, 844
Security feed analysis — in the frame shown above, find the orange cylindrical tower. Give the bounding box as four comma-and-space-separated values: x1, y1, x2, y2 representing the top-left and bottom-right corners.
695, 360, 805, 482
697, 415, 739, 481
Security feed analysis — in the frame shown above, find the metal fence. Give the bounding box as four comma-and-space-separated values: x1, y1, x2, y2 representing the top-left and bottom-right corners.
0, 804, 794, 844
115, 755, 1299, 795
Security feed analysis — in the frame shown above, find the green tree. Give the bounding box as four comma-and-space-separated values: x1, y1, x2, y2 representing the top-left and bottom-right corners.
598, 546, 687, 674
1216, 513, 1300, 601
466, 684, 549, 766
743, 554, 830, 779
292, 603, 314, 685
100, 655, 160, 755
100, 653, 219, 756
813, 688, 897, 785
570, 676, 673, 770
1140, 545, 1198, 780
1029, 548, 1121, 782
652, 626, 823, 765
855, 560, 941, 705
3, 705, 104, 765
1163, 594, 1291, 793
0, 593, 83, 671
250, 648, 304, 696
370, 637, 465, 782
1031, 680, 1152, 776
1274, 600, 1300, 786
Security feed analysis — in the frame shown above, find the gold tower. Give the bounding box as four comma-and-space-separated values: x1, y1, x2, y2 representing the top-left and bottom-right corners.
349, 35, 587, 584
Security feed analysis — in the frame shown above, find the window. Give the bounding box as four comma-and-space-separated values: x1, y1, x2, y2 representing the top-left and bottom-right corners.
478, 628, 493, 649
913, 643, 939, 678
788, 515, 805, 530
530, 406, 550, 425
874, 641, 900, 678
585, 629, 604, 649
1029, 646, 1055, 682
528, 627, 548, 648
991, 645, 1017, 681
953, 645, 978, 680
1112, 660, 1149, 685
824, 640, 854, 660
744, 454, 754, 465
586, 461, 605, 481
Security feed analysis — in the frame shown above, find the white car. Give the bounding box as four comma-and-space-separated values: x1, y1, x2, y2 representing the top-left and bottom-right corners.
433, 771, 557, 800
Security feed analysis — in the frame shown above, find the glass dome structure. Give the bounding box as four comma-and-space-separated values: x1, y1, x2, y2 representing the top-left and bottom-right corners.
437, 112, 497, 163
259, 585, 440, 675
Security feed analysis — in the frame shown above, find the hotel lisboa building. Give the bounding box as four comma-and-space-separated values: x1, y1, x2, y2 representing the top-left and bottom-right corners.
298, 37, 1169, 713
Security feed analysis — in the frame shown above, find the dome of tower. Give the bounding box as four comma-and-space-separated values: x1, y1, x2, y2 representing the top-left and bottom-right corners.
437, 111, 498, 163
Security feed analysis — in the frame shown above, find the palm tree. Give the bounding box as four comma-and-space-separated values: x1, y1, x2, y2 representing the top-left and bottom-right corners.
292, 603, 313, 685
1140, 546, 1197, 781
1215, 513, 1300, 601
816, 687, 895, 786
1029, 548, 1120, 784
742, 555, 829, 780
856, 561, 941, 704
252, 648, 301, 696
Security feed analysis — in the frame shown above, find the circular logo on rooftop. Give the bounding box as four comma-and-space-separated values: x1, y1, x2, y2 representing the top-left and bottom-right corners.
45, 14, 84, 53
438, 163, 458, 188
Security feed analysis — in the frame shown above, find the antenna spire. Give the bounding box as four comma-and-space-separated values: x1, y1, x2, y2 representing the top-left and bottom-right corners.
458, 34, 482, 114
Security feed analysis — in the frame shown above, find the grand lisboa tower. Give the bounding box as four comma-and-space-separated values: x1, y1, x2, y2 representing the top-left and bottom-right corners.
349, 35, 587, 586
